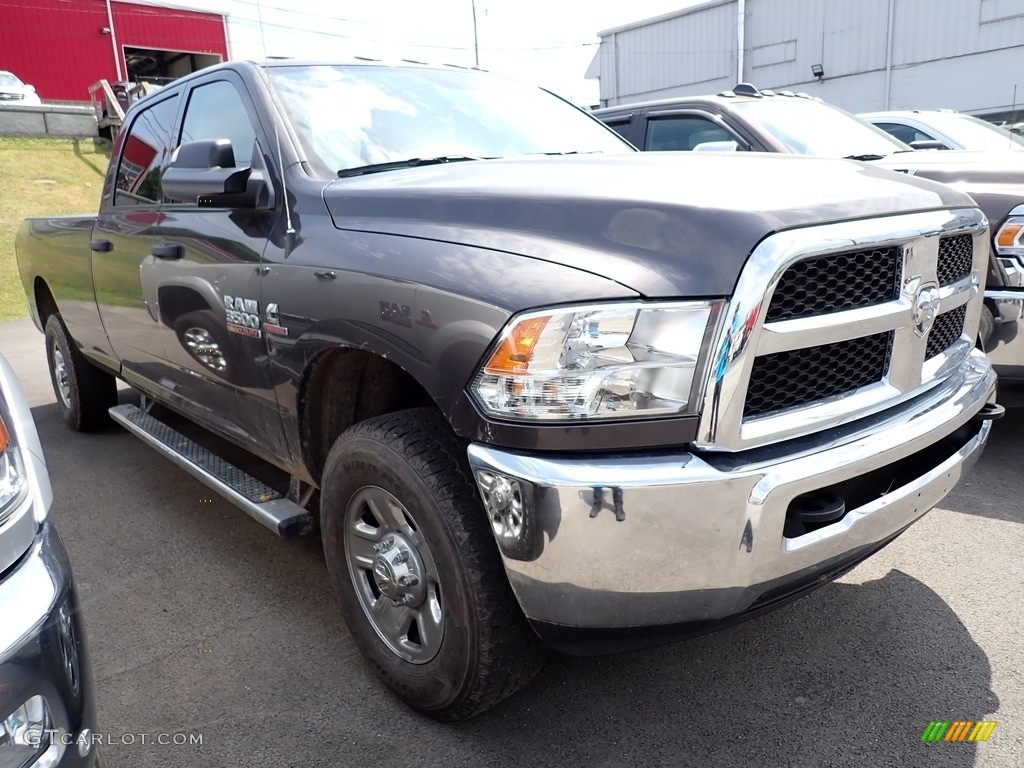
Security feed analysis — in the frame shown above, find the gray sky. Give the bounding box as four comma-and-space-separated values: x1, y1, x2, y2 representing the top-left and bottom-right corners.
162, 0, 695, 104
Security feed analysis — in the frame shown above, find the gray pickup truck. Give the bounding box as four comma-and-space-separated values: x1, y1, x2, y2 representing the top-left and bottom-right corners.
16, 61, 1000, 719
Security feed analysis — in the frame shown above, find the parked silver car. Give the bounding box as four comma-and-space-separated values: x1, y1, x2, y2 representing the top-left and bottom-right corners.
861, 109, 1024, 152
0, 70, 42, 106
0, 354, 103, 767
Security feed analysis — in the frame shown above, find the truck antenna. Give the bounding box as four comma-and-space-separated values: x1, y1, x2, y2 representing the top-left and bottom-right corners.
255, 0, 296, 235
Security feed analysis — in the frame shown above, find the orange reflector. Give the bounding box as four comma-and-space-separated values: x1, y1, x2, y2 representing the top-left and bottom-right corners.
0, 416, 8, 453
483, 316, 552, 374
997, 222, 1023, 248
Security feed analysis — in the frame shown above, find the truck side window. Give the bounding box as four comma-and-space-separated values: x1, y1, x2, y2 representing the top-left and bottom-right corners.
645, 116, 740, 151
179, 81, 257, 171
114, 95, 180, 206
604, 119, 632, 141
875, 122, 938, 146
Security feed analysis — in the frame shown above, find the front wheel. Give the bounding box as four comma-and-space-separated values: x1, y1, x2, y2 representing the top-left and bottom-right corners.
320, 408, 547, 720
44, 314, 117, 431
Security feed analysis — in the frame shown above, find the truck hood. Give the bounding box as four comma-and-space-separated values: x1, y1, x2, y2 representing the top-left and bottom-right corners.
875, 151, 1024, 230
324, 152, 975, 297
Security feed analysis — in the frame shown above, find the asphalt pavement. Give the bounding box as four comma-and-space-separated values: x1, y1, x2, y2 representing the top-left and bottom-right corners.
3, 317, 1022, 768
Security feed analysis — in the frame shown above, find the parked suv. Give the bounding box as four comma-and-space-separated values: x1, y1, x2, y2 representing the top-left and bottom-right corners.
595, 85, 1024, 384
860, 110, 1024, 153
0, 355, 102, 767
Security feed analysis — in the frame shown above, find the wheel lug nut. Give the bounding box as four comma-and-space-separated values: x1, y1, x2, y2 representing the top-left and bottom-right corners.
394, 551, 409, 564
400, 594, 416, 604
399, 574, 418, 587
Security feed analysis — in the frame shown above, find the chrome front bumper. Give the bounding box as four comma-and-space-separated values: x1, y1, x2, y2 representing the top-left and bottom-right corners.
467, 350, 995, 642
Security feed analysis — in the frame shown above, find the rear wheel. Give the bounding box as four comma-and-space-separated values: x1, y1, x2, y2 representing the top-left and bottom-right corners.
320, 408, 547, 720
44, 314, 117, 431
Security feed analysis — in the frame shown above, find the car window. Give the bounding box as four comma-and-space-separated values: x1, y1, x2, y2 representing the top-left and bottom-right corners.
179, 80, 257, 170
0, 72, 22, 87
875, 122, 940, 146
645, 115, 740, 151
114, 94, 180, 206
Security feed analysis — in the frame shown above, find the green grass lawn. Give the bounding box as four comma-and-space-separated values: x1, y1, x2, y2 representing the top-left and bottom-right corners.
0, 137, 111, 320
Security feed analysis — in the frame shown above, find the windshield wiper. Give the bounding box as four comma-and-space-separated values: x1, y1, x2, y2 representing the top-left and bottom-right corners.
337, 155, 482, 178
843, 153, 887, 161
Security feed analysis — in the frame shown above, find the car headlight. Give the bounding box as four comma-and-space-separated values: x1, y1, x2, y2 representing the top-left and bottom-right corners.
471, 301, 722, 421
0, 414, 28, 526
995, 209, 1024, 257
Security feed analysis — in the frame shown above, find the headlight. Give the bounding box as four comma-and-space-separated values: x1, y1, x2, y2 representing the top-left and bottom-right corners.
0, 414, 28, 525
995, 211, 1024, 257
471, 301, 722, 421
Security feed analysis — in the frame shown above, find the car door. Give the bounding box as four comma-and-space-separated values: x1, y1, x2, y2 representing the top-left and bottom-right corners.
150, 72, 289, 458
92, 90, 181, 390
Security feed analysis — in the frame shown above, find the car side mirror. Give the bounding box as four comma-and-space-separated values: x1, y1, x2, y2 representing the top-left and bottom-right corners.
692, 140, 739, 153
162, 139, 274, 209
26, 84, 36, 93
908, 139, 948, 150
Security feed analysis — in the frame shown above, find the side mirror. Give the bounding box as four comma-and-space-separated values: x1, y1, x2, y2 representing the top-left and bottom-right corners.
26, 84, 37, 93
162, 139, 274, 209
908, 139, 949, 150
692, 140, 739, 153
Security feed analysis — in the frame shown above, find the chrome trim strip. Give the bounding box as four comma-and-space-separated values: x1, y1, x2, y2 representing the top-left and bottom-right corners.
696, 208, 988, 452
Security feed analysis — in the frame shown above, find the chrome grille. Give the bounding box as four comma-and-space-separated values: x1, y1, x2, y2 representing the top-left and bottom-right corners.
745, 333, 893, 417
937, 235, 973, 286
926, 305, 967, 359
696, 208, 987, 452
766, 247, 901, 322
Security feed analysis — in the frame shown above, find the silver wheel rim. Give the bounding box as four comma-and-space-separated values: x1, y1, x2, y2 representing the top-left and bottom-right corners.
345, 486, 444, 664
182, 327, 227, 372
52, 341, 71, 409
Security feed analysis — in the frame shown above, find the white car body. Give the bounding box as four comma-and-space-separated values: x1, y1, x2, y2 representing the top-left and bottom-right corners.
861, 110, 1024, 152
0, 70, 42, 106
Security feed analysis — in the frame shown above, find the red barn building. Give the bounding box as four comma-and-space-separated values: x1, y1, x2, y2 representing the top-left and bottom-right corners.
1, 0, 229, 101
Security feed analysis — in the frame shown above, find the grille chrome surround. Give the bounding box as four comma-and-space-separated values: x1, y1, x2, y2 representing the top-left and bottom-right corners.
696, 208, 988, 452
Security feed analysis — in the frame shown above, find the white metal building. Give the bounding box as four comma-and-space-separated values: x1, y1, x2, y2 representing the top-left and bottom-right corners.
587, 0, 1024, 122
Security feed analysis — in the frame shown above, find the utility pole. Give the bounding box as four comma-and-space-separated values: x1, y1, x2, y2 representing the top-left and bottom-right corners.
471, 0, 480, 67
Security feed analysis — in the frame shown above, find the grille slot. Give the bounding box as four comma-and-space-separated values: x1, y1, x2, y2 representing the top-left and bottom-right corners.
926, 305, 967, 359
766, 247, 901, 322
937, 234, 973, 286
744, 332, 893, 418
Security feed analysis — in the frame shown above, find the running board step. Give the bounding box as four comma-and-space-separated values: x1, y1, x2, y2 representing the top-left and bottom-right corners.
109, 404, 313, 537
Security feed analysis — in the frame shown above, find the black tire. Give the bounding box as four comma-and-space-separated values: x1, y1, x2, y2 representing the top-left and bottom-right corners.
173, 310, 250, 384
320, 408, 547, 720
44, 314, 117, 431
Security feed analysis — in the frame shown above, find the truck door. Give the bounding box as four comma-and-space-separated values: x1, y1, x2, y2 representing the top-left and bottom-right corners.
150, 73, 290, 459
93, 91, 181, 389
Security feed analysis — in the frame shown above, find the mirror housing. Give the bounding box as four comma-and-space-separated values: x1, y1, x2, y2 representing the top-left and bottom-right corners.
908, 139, 949, 150
162, 139, 274, 209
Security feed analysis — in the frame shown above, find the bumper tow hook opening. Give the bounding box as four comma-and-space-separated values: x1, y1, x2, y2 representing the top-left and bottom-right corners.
788, 490, 847, 526
973, 402, 1005, 422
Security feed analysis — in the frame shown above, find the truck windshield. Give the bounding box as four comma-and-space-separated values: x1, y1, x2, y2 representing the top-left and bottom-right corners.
732, 98, 910, 159
268, 64, 632, 178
